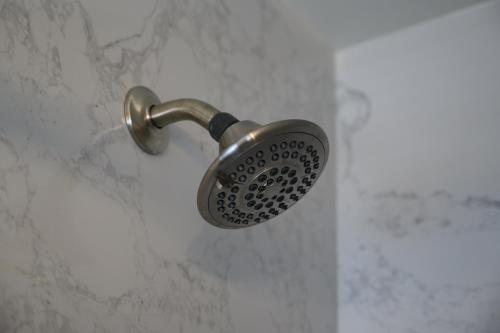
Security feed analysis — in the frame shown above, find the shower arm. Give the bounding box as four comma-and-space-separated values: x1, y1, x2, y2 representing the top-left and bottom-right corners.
124, 86, 251, 155
149, 99, 240, 141
150, 99, 220, 130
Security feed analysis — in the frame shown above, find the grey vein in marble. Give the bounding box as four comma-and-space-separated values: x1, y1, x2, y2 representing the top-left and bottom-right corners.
0, 0, 335, 332
337, 82, 500, 333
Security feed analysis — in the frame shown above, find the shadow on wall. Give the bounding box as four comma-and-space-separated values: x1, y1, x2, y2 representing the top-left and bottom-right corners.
186, 223, 291, 282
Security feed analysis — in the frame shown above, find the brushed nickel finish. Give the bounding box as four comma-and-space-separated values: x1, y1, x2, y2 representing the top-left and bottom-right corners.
218, 120, 260, 151
124, 86, 166, 155
124, 86, 222, 154
198, 119, 328, 229
123, 85, 329, 229
150, 98, 220, 130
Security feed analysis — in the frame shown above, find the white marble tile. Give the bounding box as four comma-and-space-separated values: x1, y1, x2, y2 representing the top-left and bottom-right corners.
0, 0, 335, 332
336, 2, 500, 333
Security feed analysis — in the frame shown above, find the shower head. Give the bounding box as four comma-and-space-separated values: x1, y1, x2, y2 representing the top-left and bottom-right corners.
124, 86, 329, 229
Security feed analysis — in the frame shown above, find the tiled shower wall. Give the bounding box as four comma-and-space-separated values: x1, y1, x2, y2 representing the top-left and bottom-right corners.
336, 2, 500, 332
0, 0, 335, 332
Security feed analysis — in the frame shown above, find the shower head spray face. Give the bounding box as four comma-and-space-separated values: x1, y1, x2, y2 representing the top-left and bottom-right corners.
198, 120, 328, 228
124, 86, 329, 229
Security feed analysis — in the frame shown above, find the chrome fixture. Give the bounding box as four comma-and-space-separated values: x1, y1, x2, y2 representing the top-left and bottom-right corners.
124, 86, 329, 229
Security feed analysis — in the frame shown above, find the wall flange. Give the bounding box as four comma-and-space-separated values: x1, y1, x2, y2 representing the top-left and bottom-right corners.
124, 86, 167, 155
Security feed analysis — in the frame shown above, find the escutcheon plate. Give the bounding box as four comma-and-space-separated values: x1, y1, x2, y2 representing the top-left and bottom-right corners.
124, 86, 168, 155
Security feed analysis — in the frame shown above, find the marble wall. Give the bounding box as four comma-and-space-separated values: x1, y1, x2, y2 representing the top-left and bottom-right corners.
336, 2, 500, 332
0, 0, 335, 332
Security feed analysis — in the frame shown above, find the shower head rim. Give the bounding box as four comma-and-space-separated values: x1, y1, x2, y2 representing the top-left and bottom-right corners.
197, 119, 329, 228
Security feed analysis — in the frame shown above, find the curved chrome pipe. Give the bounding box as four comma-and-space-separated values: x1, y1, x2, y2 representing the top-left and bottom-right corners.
124, 86, 239, 155
150, 99, 220, 130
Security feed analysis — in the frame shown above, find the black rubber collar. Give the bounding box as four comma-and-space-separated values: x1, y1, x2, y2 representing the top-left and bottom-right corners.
209, 112, 239, 141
